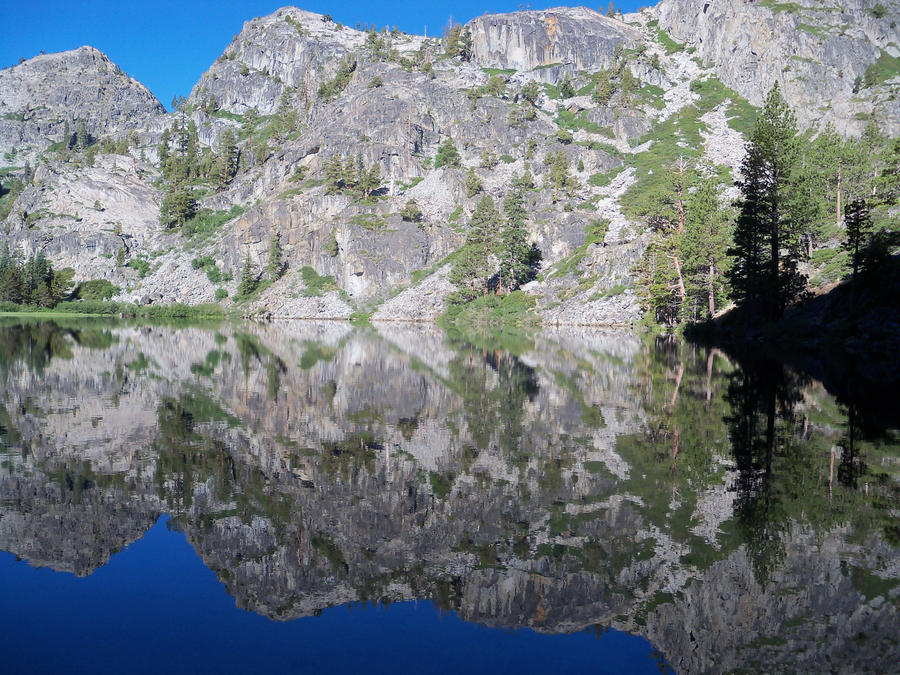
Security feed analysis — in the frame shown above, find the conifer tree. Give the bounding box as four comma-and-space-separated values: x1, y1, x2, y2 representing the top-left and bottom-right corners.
499, 185, 534, 293
324, 155, 344, 194
159, 185, 197, 229
359, 162, 381, 198
843, 199, 872, 283
729, 83, 807, 319
450, 194, 500, 301
237, 256, 258, 298
434, 138, 461, 169
215, 128, 237, 188
465, 168, 482, 198
681, 176, 732, 319
267, 233, 285, 280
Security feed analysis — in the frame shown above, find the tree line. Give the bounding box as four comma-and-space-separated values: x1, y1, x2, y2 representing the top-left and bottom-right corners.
637, 83, 899, 327
0, 245, 73, 307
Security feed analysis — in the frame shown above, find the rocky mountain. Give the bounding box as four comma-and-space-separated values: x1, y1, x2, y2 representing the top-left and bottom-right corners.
0, 46, 165, 168
656, 0, 900, 134
0, 2, 897, 322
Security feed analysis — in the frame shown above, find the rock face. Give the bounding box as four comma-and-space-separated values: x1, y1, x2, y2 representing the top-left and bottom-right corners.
0, 3, 897, 322
468, 7, 640, 71
0, 46, 165, 167
655, 0, 900, 135
189, 8, 370, 116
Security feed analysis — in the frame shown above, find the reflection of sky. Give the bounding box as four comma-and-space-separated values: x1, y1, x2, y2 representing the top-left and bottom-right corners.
0, 515, 667, 674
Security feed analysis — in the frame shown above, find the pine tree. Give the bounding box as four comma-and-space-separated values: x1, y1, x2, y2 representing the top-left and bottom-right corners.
681, 176, 732, 319
843, 199, 872, 283
159, 185, 198, 229
75, 119, 88, 150
434, 139, 461, 169
158, 128, 171, 175
324, 155, 344, 194
875, 137, 900, 205
465, 168, 482, 197
267, 233, 285, 280
237, 256, 258, 298
214, 128, 237, 188
450, 194, 500, 300
499, 185, 534, 293
359, 162, 381, 198
458, 27, 474, 62
729, 83, 807, 319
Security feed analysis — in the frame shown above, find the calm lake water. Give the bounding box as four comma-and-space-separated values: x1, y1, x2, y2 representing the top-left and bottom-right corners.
0, 319, 897, 673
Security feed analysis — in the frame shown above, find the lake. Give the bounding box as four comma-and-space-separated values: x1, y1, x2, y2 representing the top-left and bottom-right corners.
0, 318, 897, 673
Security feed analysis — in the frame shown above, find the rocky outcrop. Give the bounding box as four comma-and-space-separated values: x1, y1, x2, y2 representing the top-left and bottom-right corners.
655, 0, 900, 135
467, 7, 641, 71
0, 46, 165, 167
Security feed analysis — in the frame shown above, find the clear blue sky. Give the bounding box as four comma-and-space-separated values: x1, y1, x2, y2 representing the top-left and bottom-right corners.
1, 0, 643, 109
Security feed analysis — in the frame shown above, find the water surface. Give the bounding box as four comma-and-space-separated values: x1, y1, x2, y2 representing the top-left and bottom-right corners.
0, 319, 896, 673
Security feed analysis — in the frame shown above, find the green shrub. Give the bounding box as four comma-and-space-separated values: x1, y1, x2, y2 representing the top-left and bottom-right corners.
300, 266, 339, 296
74, 279, 120, 301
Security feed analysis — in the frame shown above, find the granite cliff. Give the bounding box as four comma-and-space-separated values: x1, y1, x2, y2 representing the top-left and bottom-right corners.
0, 2, 897, 322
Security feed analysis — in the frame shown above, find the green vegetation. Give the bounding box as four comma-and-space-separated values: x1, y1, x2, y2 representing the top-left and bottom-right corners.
0, 247, 74, 307
300, 266, 339, 296
324, 153, 382, 198
434, 138, 461, 169
317, 56, 357, 100
74, 278, 119, 301
182, 205, 246, 242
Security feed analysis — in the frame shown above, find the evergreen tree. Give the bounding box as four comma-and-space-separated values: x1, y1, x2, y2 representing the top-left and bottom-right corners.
400, 199, 423, 222
359, 162, 381, 198
215, 128, 237, 188
729, 83, 807, 319
875, 136, 900, 205
0, 264, 23, 303
267, 233, 285, 280
324, 155, 344, 194
75, 119, 88, 150
843, 199, 872, 283
499, 185, 535, 293
158, 128, 171, 174
681, 176, 732, 319
237, 256, 258, 298
450, 194, 500, 301
458, 27, 474, 62
434, 138, 461, 169
465, 168, 482, 197
159, 185, 198, 229
520, 81, 541, 106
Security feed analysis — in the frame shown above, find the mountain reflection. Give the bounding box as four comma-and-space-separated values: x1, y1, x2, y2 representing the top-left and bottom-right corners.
0, 319, 897, 673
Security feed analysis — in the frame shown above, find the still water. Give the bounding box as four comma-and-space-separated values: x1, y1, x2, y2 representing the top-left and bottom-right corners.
0, 319, 896, 673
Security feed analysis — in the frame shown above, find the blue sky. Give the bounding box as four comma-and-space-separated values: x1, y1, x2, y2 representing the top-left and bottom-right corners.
1, 0, 644, 109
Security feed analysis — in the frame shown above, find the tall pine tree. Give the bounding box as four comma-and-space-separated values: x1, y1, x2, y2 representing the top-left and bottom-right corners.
729, 83, 807, 320
682, 175, 732, 319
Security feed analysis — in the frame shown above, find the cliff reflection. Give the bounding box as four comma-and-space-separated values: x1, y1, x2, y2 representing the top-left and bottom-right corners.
0, 320, 897, 673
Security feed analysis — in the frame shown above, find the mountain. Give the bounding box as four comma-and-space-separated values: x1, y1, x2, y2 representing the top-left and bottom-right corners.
0, 2, 897, 323
0, 46, 165, 167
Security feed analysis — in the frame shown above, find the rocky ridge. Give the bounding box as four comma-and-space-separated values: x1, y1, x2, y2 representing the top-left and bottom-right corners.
0, 3, 897, 323
0, 46, 165, 168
